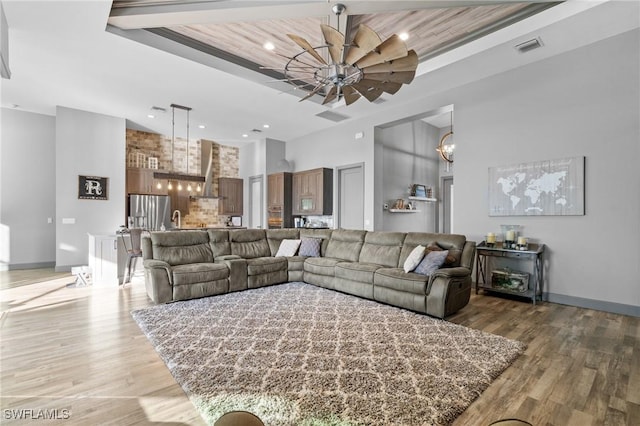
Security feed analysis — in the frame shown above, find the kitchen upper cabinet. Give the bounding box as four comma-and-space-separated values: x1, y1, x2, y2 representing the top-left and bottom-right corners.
126, 168, 167, 195
218, 177, 243, 215
292, 168, 333, 216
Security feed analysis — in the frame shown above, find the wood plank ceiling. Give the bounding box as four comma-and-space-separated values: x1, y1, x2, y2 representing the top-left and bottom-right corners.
109, 1, 558, 98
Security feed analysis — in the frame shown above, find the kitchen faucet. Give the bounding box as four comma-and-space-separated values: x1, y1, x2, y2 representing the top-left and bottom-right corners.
172, 210, 181, 229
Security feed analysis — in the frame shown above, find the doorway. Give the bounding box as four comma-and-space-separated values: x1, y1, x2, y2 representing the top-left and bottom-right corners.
337, 163, 365, 230
441, 176, 454, 233
248, 175, 263, 229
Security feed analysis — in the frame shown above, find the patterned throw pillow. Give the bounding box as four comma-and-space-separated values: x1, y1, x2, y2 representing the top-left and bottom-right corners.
298, 237, 321, 257
414, 250, 449, 276
275, 239, 301, 257
403, 245, 426, 273
426, 243, 458, 266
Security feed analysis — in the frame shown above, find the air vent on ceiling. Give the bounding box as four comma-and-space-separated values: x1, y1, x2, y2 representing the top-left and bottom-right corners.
373, 98, 387, 105
514, 37, 543, 53
150, 106, 167, 113
316, 110, 350, 122
251, 128, 262, 133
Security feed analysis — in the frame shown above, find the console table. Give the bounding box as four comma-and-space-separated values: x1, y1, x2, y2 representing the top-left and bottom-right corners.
475, 241, 545, 304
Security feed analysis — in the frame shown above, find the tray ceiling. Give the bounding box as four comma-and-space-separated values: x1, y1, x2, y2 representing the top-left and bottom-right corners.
108, 1, 558, 102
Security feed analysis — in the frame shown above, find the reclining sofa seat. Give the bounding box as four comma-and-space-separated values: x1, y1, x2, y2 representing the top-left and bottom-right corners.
228, 229, 287, 289
141, 230, 229, 303
333, 231, 406, 299
374, 232, 474, 317
303, 229, 365, 290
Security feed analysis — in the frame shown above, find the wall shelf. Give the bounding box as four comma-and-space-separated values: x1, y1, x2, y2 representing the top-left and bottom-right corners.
389, 209, 422, 213
408, 196, 438, 202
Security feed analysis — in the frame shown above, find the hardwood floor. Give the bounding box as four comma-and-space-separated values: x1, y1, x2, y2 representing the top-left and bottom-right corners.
1, 269, 638, 425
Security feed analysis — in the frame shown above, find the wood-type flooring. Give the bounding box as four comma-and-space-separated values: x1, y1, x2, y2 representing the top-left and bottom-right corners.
1, 268, 638, 425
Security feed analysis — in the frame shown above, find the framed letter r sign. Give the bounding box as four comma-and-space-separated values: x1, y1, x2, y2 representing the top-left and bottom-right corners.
79, 175, 108, 200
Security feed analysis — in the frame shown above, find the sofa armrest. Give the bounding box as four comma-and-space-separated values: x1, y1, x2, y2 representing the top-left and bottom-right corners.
142, 259, 173, 304
431, 266, 471, 279
215, 255, 243, 262
217, 258, 247, 292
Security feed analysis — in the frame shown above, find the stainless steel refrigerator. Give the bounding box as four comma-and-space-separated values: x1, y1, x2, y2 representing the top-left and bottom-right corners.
128, 195, 171, 231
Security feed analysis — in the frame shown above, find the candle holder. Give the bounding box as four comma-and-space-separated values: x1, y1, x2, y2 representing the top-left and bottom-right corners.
486, 232, 497, 247
517, 236, 529, 251
500, 225, 521, 250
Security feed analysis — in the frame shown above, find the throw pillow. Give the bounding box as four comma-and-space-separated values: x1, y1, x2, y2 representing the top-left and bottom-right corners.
298, 237, 321, 257
275, 239, 301, 257
414, 249, 449, 276
426, 243, 458, 266
403, 245, 426, 273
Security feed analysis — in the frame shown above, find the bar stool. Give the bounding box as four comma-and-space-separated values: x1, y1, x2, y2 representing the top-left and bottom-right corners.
119, 228, 144, 284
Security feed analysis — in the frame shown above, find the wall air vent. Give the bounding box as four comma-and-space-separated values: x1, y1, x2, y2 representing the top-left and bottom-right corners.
515, 37, 543, 53
316, 110, 350, 122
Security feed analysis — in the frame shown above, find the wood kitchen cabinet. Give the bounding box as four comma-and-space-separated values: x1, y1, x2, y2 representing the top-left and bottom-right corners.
126, 168, 167, 195
168, 182, 190, 217
292, 168, 333, 215
218, 177, 243, 215
267, 172, 292, 228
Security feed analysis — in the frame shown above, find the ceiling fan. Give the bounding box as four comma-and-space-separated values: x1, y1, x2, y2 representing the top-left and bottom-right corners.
281, 3, 418, 106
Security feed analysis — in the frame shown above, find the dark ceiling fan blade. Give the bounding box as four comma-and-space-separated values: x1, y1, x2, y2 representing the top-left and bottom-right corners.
341, 85, 361, 105
322, 86, 338, 105
299, 83, 327, 102
355, 34, 407, 69
351, 81, 384, 102
287, 33, 327, 65
362, 70, 416, 85
361, 50, 418, 74
344, 24, 381, 65
320, 24, 344, 64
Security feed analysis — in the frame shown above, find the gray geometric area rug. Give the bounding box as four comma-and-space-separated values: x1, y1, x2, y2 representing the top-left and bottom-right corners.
132, 282, 526, 426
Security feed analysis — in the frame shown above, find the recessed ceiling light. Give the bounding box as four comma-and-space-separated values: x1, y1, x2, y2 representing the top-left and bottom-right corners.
198, 124, 206, 129
399, 32, 409, 41
147, 114, 155, 118
242, 134, 249, 138
263, 42, 275, 51
263, 124, 270, 129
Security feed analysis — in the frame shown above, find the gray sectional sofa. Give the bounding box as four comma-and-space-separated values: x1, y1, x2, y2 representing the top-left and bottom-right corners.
141, 228, 476, 318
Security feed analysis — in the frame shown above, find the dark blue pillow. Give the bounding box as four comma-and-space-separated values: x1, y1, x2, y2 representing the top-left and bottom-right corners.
414, 250, 449, 276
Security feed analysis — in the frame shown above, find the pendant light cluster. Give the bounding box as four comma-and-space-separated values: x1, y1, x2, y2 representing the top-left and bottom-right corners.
153, 103, 205, 192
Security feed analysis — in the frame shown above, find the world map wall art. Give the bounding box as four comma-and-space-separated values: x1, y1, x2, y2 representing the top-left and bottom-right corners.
488, 156, 585, 216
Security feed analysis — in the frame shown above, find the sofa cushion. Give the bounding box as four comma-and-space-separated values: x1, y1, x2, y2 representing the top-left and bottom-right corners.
414, 250, 449, 276
207, 230, 232, 257
229, 229, 271, 259
403, 245, 425, 273
358, 231, 406, 267
275, 239, 301, 257
304, 257, 342, 277
399, 233, 467, 268
374, 267, 429, 295
325, 229, 366, 262
299, 237, 321, 257
150, 230, 213, 266
246, 257, 287, 276
335, 262, 383, 283
426, 243, 462, 267
171, 262, 229, 285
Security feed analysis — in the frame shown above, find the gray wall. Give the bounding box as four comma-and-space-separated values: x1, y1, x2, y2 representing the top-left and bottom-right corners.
0, 108, 56, 269
377, 120, 440, 232
55, 107, 126, 271
285, 29, 639, 315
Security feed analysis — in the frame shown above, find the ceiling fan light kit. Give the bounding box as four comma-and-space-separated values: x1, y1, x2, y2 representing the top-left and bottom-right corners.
282, 3, 418, 106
